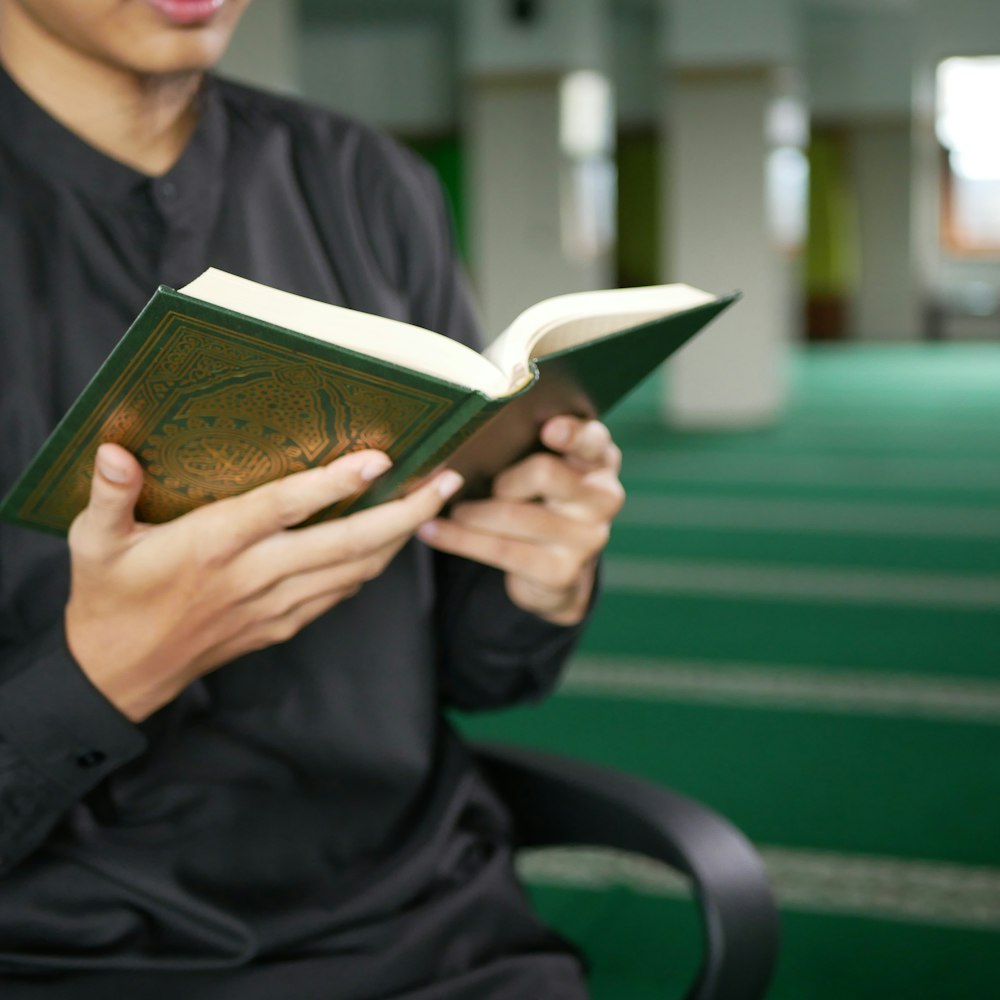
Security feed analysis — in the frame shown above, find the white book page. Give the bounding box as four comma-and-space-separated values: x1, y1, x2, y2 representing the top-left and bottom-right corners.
179, 269, 510, 397
482, 284, 718, 388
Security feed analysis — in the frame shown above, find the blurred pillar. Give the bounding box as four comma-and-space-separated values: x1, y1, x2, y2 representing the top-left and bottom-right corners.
216, 0, 301, 94
659, 0, 800, 428
461, 0, 615, 339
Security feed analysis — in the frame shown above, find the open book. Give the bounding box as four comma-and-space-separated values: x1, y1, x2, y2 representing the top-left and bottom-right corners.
0, 268, 738, 534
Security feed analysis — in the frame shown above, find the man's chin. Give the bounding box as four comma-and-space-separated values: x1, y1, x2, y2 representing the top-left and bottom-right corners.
122, 0, 247, 76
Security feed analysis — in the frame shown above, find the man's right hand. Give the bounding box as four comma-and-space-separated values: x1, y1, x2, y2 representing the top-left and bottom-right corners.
65, 443, 463, 723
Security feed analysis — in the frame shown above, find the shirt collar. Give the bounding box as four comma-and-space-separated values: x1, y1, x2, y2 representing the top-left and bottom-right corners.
0, 61, 226, 209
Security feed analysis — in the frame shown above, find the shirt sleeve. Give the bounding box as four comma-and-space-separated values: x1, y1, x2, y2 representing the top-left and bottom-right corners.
0, 620, 146, 873
433, 552, 596, 712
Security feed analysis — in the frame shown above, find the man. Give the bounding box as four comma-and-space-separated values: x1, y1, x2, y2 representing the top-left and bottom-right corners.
0, 1, 624, 997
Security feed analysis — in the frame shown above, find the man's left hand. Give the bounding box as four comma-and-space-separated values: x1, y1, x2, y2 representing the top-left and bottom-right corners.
417, 416, 625, 625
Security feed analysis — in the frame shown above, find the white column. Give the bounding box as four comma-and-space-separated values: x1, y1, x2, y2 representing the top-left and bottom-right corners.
660, 0, 799, 428
216, 0, 301, 95
461, 0, 615, 339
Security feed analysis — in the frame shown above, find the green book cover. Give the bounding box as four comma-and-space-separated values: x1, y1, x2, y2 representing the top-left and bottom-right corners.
438, 295, 739, 500
0, 277, 738, 535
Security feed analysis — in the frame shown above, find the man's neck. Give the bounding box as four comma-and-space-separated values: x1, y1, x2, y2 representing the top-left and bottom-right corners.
0, 5, 200, 177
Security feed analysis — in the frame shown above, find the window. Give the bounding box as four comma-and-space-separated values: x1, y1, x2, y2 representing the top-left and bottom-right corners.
936, 56, 1000, 255
559, 71, 616, 262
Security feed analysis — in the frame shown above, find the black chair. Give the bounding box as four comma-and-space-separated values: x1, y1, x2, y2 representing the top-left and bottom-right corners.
474, 743, 780, 1000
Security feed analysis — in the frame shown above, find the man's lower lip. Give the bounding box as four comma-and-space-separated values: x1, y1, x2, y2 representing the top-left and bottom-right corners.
144, 0, 226, 27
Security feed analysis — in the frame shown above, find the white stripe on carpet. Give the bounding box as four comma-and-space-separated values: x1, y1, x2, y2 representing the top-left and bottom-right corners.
559, 656, 1000, 723
517, 845, 1000, 930
603, 557, 1000, 609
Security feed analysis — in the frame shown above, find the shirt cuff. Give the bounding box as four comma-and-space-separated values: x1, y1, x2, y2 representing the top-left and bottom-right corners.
461, 562, 599, 657
0, 623, 147, 797
438, 562, 600, 711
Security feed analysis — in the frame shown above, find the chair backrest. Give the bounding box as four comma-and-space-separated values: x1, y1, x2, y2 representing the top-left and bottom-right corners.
474, 742, 780, 1000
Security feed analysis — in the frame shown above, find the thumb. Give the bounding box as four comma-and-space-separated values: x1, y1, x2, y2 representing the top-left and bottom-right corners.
83, 443, 144, 538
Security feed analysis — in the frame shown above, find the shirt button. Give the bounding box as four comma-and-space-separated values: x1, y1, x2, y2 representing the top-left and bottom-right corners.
76, 750, 107, 769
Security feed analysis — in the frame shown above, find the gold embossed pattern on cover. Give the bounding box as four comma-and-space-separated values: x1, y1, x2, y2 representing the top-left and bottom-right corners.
20, 311, 454, 530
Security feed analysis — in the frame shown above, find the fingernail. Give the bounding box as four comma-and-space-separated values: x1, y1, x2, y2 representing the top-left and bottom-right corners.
545, 421, 572, 448
360, 454, 392, 482
418, 520, 439, 541
435, 470, 464, 499
96, 446, 129, 484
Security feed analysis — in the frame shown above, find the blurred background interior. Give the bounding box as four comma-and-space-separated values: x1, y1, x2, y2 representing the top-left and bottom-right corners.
221, 1, 999, 997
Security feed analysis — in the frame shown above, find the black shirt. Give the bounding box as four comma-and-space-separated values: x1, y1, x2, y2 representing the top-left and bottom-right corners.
0, 68, 588, 999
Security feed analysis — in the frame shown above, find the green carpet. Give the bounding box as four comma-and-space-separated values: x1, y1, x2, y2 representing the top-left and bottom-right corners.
456, 344, 1000, 998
